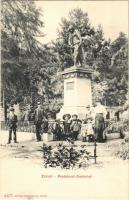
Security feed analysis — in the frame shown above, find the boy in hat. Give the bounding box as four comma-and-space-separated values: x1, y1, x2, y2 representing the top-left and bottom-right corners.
7, 108, 18, 144
70, 114, 81, 140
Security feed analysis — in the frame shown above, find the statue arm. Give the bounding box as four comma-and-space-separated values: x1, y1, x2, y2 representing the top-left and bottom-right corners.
75, 29, 82, 45
68, 34, 72, 46
82, 35, 93, 44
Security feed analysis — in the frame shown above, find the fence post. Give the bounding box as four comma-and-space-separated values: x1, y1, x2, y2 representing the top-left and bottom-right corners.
94, 140, 97, 164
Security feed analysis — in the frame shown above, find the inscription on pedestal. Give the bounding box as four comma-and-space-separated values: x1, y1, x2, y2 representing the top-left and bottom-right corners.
66, 82, 74, 90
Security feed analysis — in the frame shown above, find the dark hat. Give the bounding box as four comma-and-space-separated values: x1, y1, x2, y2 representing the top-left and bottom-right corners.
10, 107, 14, 111
72, 114, 78, 118
63, 114, 71, 120
78, 119, 82, 123
55, 119, 61, 122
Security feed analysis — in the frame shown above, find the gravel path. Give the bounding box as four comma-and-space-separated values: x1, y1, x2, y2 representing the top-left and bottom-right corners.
0, 131, 128, 200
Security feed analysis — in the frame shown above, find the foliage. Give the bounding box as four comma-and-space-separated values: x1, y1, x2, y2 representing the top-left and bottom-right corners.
115, 142, 129, 160
104, 120, 125, 139
1, 0, 44, 104
54, 8, 108, 69
41, 140, 91, 169
1, 4, 128, 115
54, 8, 128, 107
122, 119, 129, 132
104, 33, 128, 106
1, 0, 63, 115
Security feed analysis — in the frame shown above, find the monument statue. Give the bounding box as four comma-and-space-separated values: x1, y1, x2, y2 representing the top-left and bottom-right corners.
68, 25, 93, 67
57, 25, 93, 120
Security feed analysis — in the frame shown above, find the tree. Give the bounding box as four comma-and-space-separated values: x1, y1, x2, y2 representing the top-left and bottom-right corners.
1, 0, 63, 117
28, 44, 62, 116
2, 3, 128, 117
54, 8, 109, 70
104, 33, 128, 106
1, 0, 44, 105
53, 8, 111, 106
54, 9, 128, 107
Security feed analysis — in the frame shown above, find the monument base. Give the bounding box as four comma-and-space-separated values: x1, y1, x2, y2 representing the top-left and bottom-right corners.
57, 65, 93, 120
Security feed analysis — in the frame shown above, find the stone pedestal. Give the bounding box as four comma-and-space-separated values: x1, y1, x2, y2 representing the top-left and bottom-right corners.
0, 106, 5, 121
57, 66, 93, 120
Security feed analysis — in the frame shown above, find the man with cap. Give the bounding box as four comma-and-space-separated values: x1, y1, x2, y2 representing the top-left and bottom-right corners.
7, 107, 18, 144
34, 102, 44, 142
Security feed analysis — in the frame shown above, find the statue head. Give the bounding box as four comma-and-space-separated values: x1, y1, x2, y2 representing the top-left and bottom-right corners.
68, 25, 74, 33
37, 101, 42, 109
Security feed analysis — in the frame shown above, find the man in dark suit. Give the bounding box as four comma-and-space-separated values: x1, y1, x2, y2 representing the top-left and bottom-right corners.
7, 107, 18, 144
34, 102, 44, 142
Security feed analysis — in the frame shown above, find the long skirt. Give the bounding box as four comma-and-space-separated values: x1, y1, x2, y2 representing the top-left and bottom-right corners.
95, 114, 105, 142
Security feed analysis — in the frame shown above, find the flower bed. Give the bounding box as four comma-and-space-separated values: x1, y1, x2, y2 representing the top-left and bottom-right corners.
40, 140, 92, 169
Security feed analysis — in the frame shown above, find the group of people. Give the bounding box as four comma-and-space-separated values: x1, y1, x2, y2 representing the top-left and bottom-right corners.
52, 113, 95, 142
53, 102, 107, 143
6, 100, 108, 144
53, 114, 82, 141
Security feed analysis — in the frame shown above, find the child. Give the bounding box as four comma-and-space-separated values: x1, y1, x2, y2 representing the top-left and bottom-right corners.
63, 114, 71, 140
81, 120, 87, 142
86, 117, 95, 142
70, 114, 81, 140
53, 119, 63, 141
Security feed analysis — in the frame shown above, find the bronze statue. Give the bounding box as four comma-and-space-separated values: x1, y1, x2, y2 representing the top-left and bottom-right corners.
68, 25, 93, 67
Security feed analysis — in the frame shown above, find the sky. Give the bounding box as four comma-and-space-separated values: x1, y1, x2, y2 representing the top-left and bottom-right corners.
35, 1, 128, 44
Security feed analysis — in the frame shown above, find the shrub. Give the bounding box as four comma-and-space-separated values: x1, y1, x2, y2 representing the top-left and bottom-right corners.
41, 140, 91, 169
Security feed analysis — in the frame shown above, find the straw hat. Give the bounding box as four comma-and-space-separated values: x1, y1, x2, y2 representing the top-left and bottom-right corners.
63, 114, 71, 120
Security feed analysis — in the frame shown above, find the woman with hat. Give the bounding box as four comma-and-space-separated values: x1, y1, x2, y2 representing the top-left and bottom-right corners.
63, 114, 71, 140
70, 114, 82, 140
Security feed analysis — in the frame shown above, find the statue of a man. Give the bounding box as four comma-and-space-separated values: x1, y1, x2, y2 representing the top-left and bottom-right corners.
68, 25, 93, 67
68, 25, 83, 66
